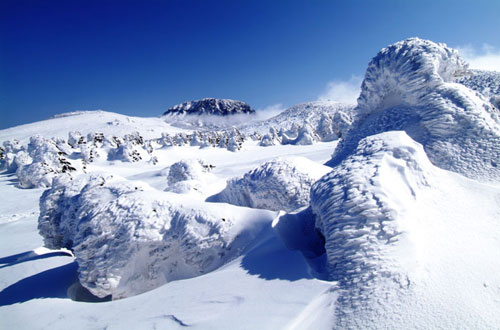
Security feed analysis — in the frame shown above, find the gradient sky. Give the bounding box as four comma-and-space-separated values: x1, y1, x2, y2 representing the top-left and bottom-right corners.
1, 0, 500, 129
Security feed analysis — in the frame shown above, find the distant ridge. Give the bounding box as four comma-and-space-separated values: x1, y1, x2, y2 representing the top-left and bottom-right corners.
163, 98, 256, 116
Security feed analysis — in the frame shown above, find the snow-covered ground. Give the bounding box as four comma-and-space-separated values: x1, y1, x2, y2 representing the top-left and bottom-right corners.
0, 132, 339, 329
1, 37, 500, 329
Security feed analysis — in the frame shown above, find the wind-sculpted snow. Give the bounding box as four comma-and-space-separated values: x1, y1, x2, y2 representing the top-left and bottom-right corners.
311, 131, 433, 328
211, 157, 331, 212
458, 69, 500, 109
329, 38, 500, 181
38, 173, 275, 299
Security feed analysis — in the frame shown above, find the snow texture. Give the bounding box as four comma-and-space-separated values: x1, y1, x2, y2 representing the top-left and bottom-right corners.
241, 101, 354, 140
329, 38, 500, 182
311, 131, 433, 328
458, 69, 500, 109
211, 157, 331, 212
38, 173, 274, 299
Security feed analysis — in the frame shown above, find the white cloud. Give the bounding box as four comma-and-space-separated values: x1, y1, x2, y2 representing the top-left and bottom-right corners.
456, 44, 500, 72
317, 75, 363, 104
255, 103, 286, 120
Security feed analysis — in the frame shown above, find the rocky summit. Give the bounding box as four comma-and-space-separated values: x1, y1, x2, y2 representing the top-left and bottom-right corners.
163, 98, 255, 116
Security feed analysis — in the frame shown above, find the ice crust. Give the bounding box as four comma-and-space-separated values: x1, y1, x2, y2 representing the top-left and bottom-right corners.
38, 173, 274, 299
329, 38, 500, 181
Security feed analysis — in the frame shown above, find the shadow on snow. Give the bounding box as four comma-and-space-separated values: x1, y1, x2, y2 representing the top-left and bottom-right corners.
240, 225, 315, 281
0, 250, 73, 269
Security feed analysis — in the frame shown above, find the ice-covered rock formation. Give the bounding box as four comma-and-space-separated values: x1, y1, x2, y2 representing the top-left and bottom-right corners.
328, 38, 500, 181
210, 157, 330, 212
165, 159, 215, 194
38, 174, 274, 299
458, 69, 500, 110
16, 136, 78, 188
311, 131, 433, 328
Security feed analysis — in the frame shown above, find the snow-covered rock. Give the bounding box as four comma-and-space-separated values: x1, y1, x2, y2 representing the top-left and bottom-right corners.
165, 159, 215, 194
329, 38, 500, 182
211, 157, 330, 212
311, 129, 500, 329
311, 131, 434, 327
292, 124, 320, 145
458, 69, 500, 109
38, 173, 275, 299
16, 136, 77, 188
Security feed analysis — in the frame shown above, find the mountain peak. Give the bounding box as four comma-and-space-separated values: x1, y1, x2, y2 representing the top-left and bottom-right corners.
163, 98, 256, 116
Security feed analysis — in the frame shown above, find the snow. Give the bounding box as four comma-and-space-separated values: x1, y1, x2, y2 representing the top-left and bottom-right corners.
0, 140, 336, 329
38, 173, 276, 299
330, 38, 500, 182
210, 157, 331, 212
1, 37, 500, 329
458, 69, 500, 109
311, 131, 500, 328
0, 110, 187, 144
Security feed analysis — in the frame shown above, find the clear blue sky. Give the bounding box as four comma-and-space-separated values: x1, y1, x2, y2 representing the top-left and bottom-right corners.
1, 0, 499, 129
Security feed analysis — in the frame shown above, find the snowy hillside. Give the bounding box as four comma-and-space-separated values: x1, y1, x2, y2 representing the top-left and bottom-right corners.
0, 110, 187, 143
240, 101, 354, 138
1, 37, 500, 330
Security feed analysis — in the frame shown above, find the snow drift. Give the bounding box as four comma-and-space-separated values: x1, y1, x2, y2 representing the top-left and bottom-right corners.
38, 174, 275, 299
329, 38, 500, 182
310, 130, 500, 328
210, 157, 331, 212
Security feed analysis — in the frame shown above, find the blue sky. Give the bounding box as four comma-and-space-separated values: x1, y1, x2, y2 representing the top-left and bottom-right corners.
1, 0, 500, 129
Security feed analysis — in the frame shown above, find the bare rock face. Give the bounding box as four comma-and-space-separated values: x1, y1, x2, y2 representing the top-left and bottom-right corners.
163, 98, 255, 116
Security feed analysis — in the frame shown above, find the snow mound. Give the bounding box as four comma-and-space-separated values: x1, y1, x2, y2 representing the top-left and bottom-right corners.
210, 157, 331, 212
38, 174, 274, 299
329, 38, 500, 181
311, 131, 433, 327
165, 159, 215, 194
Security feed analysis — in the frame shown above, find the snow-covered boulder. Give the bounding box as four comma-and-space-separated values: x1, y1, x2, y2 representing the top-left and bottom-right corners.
292, 124, 320, 145
38, 174, 274, 299
329, 38, 500, 181
211, 157, 330, 212
311, 131, 434, 328
165, 159, 215, 194
16, 136, 77, 188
